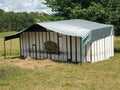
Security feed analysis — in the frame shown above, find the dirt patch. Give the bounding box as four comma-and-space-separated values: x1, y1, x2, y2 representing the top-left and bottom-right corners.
6, 57, 61, 69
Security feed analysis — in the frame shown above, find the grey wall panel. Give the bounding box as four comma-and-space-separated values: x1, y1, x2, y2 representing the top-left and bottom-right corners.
76, 37, 80, 62
62, 35, 67, 61
67, 36, 71, 61
54, 32, 59, 60
86, 44, 91, 62
43, 32, 47, 59
58, 33, 64, 61
46, 32, 50, 59
71, 36, 75, 62
36, 32, 40, 59
20, 34, 24, 56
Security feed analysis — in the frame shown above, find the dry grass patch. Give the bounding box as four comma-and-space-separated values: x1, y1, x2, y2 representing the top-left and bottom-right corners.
1, 57, 62, 69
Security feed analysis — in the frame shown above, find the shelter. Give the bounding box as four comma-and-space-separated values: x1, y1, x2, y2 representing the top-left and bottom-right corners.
4, 19, 114, 63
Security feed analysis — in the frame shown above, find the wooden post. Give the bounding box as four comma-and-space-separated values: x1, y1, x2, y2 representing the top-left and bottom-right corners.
4, 39, 6, 59
80, 37, 82, 63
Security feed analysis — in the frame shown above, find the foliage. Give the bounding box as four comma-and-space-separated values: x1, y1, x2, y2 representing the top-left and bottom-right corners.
0, 9, 52, 32
45, 0, 120, 36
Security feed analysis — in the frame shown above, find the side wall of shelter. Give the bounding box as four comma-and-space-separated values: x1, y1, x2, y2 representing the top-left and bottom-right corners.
90, 35, 114, 62
20, 31, 114, 63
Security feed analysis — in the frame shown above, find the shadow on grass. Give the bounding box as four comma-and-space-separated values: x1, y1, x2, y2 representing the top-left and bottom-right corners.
114, 48, 120, 53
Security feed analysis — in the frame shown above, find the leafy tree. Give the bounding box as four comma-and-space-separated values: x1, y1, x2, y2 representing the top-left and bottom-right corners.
45, 0, 120, 36
0, 9, 52, 32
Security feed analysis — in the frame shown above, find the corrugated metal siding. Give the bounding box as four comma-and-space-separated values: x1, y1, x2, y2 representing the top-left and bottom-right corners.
20, 32, 114, 63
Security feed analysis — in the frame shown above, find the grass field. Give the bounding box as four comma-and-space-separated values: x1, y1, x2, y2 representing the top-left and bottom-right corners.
0, 32, 120, 90
0, 31, 20, 57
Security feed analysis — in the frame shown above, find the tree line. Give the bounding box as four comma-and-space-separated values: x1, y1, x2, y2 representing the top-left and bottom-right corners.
0, 9, 52, 32
0, 0, 120, 36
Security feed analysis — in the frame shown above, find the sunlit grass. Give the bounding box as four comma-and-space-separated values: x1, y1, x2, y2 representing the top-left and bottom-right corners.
0, 53, 120, 90
114, 36, 120, 52
0, 31, 20, 57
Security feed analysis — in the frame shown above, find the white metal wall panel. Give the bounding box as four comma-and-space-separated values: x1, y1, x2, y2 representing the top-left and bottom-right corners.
104, 37, 107, 60
101, 38, 104, 61
39, 32, 44, 59
86, 44, 91, 62
103, 38, 105, 60
96, 41, 98, 62
107, 36, 110, 59
100, 39, 102, 60
36, 32, 40, 59
111, 35, 114, 57
105, 36, 109, 59
98, 40, 101, 61
22, 33, 25, 57
50, 32, 55, 60
62, 35, 67, 61
43, 32, 47, 59
54, 32, 59, 60
29, 32, 32, 58
96, 40, 99, 62
97, 40, 100, 61
25, 32, 29, 57
91, 42, 95, 62
71, 36, 75, 62
76, 37, 80, 62
32, 32, 36, 58
67, 36, 71, 61
94, 41, 98, 62
91, 36, 114, 63
46, 32, 50, 59
109, 36, 111, 58
109, 35, 113, 58
39, 32, 42, 59
58, 33, 64, 61
23, 32, 27, 57
82, 46, 86, 63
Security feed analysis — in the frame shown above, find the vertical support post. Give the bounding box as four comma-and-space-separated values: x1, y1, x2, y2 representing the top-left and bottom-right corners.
19, 37, 21, 57
80, 37, 82, 63
4, 39, 6, 59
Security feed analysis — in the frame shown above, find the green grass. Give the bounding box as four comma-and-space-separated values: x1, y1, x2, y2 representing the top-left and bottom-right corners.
0, 32, 120, 90
0, 31, 20, 57
114, 37, 120, 52
0, 54, 120, 90
0, 31, 17, 38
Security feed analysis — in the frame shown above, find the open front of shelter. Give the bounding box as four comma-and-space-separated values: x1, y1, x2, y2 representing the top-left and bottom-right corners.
4, 19, 114, 63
